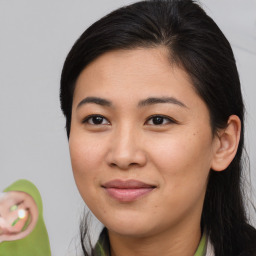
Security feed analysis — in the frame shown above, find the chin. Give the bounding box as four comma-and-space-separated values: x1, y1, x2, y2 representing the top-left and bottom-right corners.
103, 216, 159, 238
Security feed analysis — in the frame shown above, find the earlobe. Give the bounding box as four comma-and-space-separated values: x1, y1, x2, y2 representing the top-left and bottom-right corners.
211, 115, 241, 172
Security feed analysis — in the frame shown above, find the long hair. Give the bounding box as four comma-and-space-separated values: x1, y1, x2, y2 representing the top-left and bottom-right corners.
60, 0, 256, 255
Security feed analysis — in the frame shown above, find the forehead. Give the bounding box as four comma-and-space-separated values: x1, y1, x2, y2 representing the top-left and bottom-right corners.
76, 47, 187, 84
77, 48, 187, 89
83, 47, 172, 75
73, 47, 206, 114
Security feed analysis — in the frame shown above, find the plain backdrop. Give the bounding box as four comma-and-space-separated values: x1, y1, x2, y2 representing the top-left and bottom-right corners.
0, 1, 255, 255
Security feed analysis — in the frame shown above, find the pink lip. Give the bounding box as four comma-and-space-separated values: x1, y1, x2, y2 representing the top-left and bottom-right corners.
102, 179, 156, 202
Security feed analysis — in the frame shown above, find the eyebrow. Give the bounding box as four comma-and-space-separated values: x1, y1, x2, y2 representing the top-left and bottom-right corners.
77, 96, 187, 109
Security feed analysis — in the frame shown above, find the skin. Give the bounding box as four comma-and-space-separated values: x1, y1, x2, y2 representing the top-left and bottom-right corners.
0, 191, 38, 242
69, 47, 241, 256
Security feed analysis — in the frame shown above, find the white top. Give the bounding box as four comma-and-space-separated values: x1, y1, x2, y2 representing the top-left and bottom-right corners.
205, 239, 215, 256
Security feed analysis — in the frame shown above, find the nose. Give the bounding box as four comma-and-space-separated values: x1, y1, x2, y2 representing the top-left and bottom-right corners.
105, 124, 147, 170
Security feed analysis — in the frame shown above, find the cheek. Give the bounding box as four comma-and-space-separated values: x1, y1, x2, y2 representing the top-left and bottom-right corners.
69, 135, 104, 174
69, 133, 109, 205
146, 132, 212, 219
148, 130, 213, 185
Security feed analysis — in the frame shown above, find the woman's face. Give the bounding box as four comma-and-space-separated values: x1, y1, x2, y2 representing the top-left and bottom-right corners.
69, 48, 218, 237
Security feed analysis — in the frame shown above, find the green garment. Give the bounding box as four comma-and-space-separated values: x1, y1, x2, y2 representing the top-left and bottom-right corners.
95, 228, 207, 256
194, 232, 207, 256
0, 179, 51, 256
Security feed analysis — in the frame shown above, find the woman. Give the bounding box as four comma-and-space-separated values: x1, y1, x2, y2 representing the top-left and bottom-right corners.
60, 0, 256, 255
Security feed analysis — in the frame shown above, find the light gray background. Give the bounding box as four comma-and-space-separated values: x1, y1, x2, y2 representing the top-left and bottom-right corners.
0, 1, 255, 255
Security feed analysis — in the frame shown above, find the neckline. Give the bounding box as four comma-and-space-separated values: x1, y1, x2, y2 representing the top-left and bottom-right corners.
95, 228, 207, 256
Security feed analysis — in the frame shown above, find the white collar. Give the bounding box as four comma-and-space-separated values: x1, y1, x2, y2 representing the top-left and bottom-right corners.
205, 238, 215, 256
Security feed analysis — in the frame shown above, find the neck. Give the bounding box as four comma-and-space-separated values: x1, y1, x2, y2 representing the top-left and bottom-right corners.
108, 221, 202, 256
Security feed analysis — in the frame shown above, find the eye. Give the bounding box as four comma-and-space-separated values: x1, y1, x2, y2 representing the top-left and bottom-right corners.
145, 115, 176, 125
82, 115, 110, 125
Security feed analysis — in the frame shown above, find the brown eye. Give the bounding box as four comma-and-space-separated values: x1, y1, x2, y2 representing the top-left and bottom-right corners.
83, 115, 110, 125
146, 115, 176, 125
152, 116, 164, 125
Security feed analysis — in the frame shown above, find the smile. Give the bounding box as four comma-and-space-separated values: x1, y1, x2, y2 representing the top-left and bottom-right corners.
102, 179, 156, 202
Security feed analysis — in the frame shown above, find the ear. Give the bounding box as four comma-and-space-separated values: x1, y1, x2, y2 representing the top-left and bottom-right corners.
211, 115, 241, 172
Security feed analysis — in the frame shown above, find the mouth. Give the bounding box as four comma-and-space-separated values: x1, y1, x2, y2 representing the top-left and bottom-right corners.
102, 179, 156, 202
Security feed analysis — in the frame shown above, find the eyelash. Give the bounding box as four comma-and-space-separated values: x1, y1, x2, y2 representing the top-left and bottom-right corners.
82, 114, 177, 126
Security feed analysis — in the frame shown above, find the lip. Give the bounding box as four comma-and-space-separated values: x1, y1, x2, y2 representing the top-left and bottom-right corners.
102, 179, 156, 202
